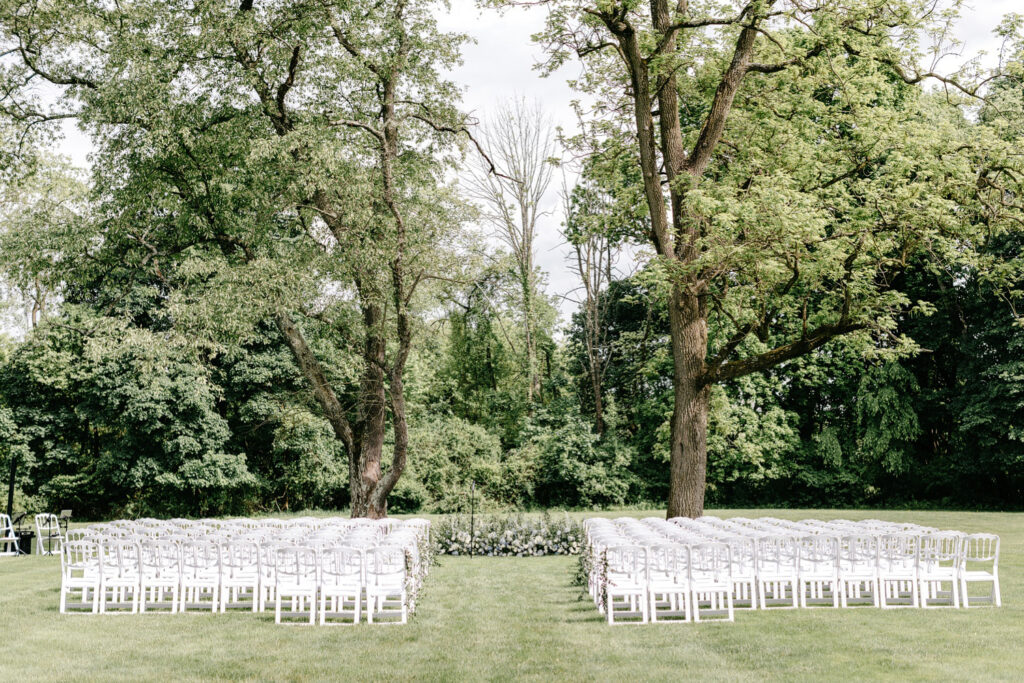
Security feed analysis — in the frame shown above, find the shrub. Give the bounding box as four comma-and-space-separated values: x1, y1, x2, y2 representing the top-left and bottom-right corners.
527, 404, 636, 508
432, 512, 583, 557
401, 415, 505, 512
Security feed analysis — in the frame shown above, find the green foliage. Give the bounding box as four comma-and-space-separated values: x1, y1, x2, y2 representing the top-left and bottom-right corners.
399, 415, 504, 513
1, 1, 1023, 519
0, 311, 255, 517
522, 402, 635, 508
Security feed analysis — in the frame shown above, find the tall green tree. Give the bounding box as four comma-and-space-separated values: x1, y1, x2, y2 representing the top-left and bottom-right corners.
524, 0, 1024, 515
0, 0, 475, 517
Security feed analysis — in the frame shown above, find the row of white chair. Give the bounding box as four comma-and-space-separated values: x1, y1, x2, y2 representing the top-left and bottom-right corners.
59, 516, 431, 625
585, 517, 1001, 624
60, 540, 413, 624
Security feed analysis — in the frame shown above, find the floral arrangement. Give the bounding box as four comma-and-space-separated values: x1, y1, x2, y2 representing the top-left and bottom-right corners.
404, 527, 436, 616
432, 512, 583, 557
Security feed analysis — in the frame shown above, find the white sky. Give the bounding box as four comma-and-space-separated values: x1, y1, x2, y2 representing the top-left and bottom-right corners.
41, 0, 1024, 330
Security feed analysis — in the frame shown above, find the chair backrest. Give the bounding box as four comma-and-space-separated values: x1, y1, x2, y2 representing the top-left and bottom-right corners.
798, 535, 839, 573
646, 544, 688, 582
140, 540, 181, 578
366, 546, 407, 585
962, 534, 1000, 567
35, 512, 59, 537
726, 537, 757, 576
274, 546, 318, 585
100, 541, 141, 579
756, 536, 798, 575
65, 529, 95, 543
181, 540, 221, 578
919, 533, 961, 568
221, 540, 260, 577
321, 546, 364, 584
689, 542, 732, 583
0, 513, 15, 539
604, 545, 647, 580
62, 540, 100, 576
879, 533, 919, 570
839, 534, 879, 571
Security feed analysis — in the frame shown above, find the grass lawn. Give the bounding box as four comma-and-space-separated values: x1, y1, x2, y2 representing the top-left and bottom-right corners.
1, 509, 1020, 681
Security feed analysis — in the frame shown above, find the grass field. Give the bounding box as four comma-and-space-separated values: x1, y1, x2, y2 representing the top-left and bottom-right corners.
1, 509, 1020, 681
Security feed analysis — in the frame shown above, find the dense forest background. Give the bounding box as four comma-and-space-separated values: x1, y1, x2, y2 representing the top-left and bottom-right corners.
3, 232, 1022, 518
1, 1, 1023, 520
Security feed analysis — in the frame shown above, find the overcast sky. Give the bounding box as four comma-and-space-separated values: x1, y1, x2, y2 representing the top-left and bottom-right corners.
48, 0, 1022, 329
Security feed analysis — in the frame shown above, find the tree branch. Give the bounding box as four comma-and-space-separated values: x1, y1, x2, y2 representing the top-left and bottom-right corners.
703, 319, 866, 384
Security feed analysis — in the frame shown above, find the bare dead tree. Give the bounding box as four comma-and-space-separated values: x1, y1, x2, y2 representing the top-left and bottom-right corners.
465, 97, 556, 402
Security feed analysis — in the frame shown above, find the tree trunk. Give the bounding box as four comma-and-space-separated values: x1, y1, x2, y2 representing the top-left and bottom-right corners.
350, 319, 389, 519
592, 371, 605, 437
666, 285, 710, 518
6, 456, 15, 519
522, 267, 539, 402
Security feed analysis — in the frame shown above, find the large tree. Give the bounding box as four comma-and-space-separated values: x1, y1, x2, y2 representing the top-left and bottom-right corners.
524, 0, 1024, 515
0, 0, 475, 517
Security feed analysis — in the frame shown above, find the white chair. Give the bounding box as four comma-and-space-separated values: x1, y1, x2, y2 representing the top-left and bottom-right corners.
320, 546, 364, 625
838, 534, 880, 608
139, 540, 182, 613
878, 534, 919, 608
258, 541, 285, 612
689, 542, 734, 622
65, 529, 98, 544
918, 533, 961, 608
726, 537, 758, 609
274, 546, 318, 625
960, 534, 1000, 608
797, 536, 839, 608
98, 541, 141, 614
646, 545, 690, 623
365, 546, 408, 624
756, 536, 798, 609
180, 540, 221, 613
35, 513, 63, 555
604, 545, 648, 624
220, 540, 261, 612
59, 540, 101, 613
0, 514, 19, 556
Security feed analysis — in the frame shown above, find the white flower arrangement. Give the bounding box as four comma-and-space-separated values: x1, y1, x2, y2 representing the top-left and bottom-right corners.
432, 513, 583, 557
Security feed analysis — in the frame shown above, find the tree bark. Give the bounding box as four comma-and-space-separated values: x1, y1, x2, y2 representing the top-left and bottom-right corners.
350, 316, 389, 518
666, 284, 710, 518
592, 373, 605, 436
6, 456, 15, 520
